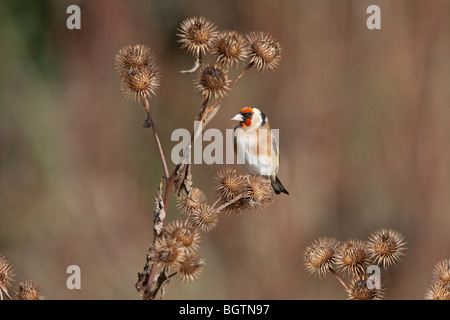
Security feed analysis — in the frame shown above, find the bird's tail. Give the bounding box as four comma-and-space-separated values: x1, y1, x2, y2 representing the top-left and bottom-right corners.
271, 176, 289, 195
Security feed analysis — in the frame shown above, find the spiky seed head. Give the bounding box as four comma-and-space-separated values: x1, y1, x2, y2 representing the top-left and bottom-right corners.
303, 237, 340, 279
425, 281, 450, 300
336, 239, 370, 277
177, 16, 217, 56
153, 237, 184, 268
366, 229, 407, 269
190, 204, 219, 233
346, 277, 384, 300
16, 281, 44, 300
114, 44, 157, 76
174, 252, 205, 283
211, 30, 247, 68
195, 64, 229, 99
176, 187, 207, 216
0, 256, 14, 296
246, 31, 282, 72
431, 259, 450, 285
241, 176, 273, 213
120, 66, 161, 102
163, 220, 201, 252
214, 168, 246, 201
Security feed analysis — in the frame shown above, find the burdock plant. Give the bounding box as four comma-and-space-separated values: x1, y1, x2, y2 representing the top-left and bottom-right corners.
336, 239, 370, 277
0, 255, 44, 300
246, 31, 282, 72
114, 17, 282, 299
425, 259, 450, 300
195, 64, 230, 100
15, 281, 45, 300
0, 255, 14, 300
177, 16, 217, 57
366, 228, 407, 269
304, 237, 340, 279
303, 229, 407, 300
211, 30, 248, 68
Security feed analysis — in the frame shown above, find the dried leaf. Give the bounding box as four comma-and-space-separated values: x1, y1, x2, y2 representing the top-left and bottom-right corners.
174, 163, 192, 197
153, 178, 166, 236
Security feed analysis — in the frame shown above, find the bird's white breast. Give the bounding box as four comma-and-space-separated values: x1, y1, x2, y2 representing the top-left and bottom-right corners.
233, 127, 276, 176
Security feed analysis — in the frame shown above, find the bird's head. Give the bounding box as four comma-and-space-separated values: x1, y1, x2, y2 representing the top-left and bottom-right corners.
231, 107, 267, 129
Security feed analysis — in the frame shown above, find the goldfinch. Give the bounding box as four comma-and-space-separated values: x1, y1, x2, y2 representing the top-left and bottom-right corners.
231, 107, 289, 195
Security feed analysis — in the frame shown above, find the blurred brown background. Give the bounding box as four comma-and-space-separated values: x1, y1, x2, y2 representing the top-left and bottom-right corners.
1, 0, 450, 299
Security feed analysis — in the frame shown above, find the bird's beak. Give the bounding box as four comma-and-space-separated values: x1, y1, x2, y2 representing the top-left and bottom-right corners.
231, 113, 244, 122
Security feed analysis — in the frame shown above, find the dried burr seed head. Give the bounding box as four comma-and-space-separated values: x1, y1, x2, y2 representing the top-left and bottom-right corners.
346, 277, 384, 300
178, 16, 217, 56
431, 259, 450, 285
0, 256, 14, 296
120, 66, 161, 103
214, 168, 245, 201
190, 204, 219, 233
425, 281, 450, 300
163, 220, 201, 253
336, 239, 370, 277
211, 30, 247, 68
176, 187, 207, 216
114, 44, 157, 76
304, 237, 340, 279
366, 229, 407, 269
214, 174, 274, 215
174, 252, 205, 283
195, 64, 229, 100
425, 259, 450, 300
16, 281, 44, 300
213, 168, 246, 215
115, 44, 161, 103
241, 176, 274, 214
153, 237, 184, 268
246, 31, 282, 72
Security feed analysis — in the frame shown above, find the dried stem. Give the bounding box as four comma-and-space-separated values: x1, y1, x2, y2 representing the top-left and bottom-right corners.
230, 61, 254, 87
179, 53, 202, 74
137, 61, 254, 299
210, 197, 222, 210
328, 266, 349, 291
0, 287, 13, 300
200, 62, 254, 124
142, 95, 170, 180
215, 193, 245, 213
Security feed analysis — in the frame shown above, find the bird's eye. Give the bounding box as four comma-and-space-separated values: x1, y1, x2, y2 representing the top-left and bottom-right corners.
245, 112, 253, 118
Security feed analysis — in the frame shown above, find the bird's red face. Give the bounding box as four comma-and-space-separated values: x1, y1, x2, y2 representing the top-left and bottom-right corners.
237, 107, 254, 127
